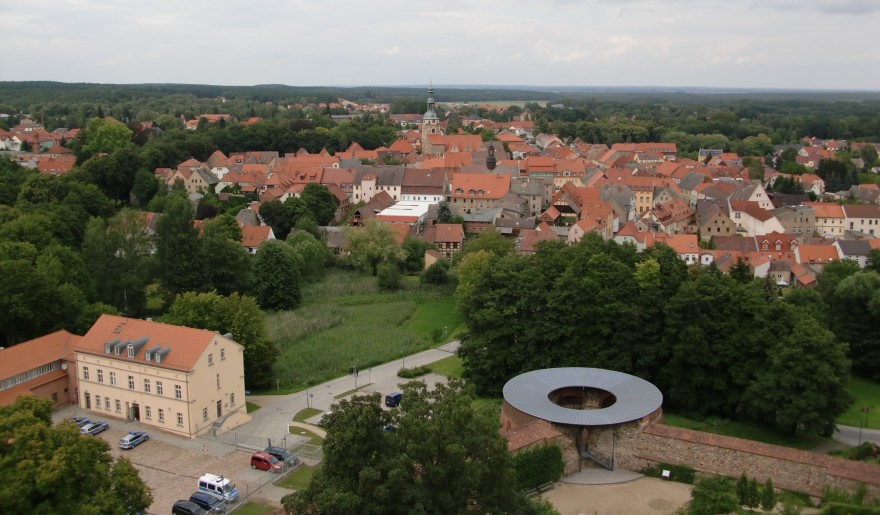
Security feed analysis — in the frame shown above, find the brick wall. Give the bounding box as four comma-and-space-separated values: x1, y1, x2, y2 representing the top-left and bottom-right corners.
501, 400, 880, 499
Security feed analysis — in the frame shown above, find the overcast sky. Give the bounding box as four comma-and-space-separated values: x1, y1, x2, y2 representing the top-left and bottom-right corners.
2, 0, 878, 91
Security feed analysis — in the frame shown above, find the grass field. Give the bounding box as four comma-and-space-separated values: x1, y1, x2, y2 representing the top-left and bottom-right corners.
292, 408, 322, 422
234, 502, 279, 514
662, 413, 833, 451
261, 269, 463, 393
836, 376, 880, 429
277, 464, 322, 490
246, 401, 261, 413
430, 355, 463, 379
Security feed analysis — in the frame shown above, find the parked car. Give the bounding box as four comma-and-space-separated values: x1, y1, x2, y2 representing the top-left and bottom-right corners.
79, 421, 109, 436
188, 491, 227, 513
385, 392, 402, 408
119, 431, 148, 449
264, 446, 299, 466
250, 451, 283, 473
70, 416, 90, 428
318, 409, 333, 426
172, 499, 206, 515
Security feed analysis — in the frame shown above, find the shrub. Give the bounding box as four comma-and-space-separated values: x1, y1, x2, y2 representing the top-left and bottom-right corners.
640, 462, 696, 484
397, 365, 431, 378
377, 263, 402, 290
420, 260, 450, 284
762, 478, 777, 511
512, 445, 565, 491
687, 475, 738, 515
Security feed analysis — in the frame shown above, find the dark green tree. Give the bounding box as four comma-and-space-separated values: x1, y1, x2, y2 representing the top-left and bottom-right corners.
436, 201, 453, 223
287, 230, 330, 282
826, 270, 880, 378
283, 379, 535, 514
0, 396, 153, 514
154, 194, 208, 300
420, 259, 451, 284
377, 262, 402, 291
251, 240, 303, 311
300, 183, 337, 226
343, 220, 405, 276
729, 256, 753, 283
688, 475, 738, 515
401, 236, 433, 273
761, 478, 777, 511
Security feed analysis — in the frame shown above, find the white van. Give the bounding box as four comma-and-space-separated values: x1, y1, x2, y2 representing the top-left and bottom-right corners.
197, 473, 239, 503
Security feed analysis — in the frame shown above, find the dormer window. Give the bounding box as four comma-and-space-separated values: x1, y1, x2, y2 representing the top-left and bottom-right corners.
156, 353, 161, 363
127, 345, 134, 358
469, 189, 475, 195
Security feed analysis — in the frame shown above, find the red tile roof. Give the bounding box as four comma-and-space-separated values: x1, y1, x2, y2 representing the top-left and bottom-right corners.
76, 315, 220, 372
0, 330, 79, 384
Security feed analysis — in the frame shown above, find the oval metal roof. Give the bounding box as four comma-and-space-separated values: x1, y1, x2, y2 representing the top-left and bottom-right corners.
502, 367, 663, 426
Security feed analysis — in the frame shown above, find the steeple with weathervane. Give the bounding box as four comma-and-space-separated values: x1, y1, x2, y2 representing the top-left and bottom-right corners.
421, 82, 440, 148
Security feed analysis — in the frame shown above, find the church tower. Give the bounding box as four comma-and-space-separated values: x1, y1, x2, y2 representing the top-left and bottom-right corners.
421, 84, 440, 154
486, 143, 497, 171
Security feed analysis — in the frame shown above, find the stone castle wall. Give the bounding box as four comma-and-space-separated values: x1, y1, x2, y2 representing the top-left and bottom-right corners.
502, 401, 880, 498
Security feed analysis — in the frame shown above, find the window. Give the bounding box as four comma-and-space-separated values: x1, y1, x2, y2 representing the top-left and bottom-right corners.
156, 381, 163, 396
128, 376, 134, 390
97, 369, 104, 383
127, 344, 134, 358
203, 408, 208, 421
95, 394, 101, 406
104, 398, 110, 410
230, 393, 235, 406
109, 372, 116, 386
158, 409, 164, 423
145, 406, 152, 420
208, 353, 213, 366
177, 412, 183, 426
144, 379, 150, 393
83, 367, 89, 381
115, 399, 121, 412
175, 385, 182, 400
216, 374, 220, 390
220, 348, 225, 360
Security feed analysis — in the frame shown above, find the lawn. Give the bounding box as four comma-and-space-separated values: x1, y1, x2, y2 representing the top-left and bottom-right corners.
836, 376, 880, 430
289, 426, 324, 446
262, 269, 463, 393
293, 408, 322, 423
277, 464, 322, 490
246, 402, 261, 413
430, 355, 463, 379
662, 413, 832, 451
234, 501, 279, 515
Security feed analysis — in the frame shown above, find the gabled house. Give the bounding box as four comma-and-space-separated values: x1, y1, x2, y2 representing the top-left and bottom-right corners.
696, 200, 736, 242
448, 173, 510, 213
643, 198, 695, 235
352, 167, 405, 203
74, 315, 249, 438
729, 200, 785, 236
805, 202, 846, 237
241, 225, 276, 254
833, 239, 872, 268
795, 244, 840, 273
772, 205, 816, 240
842, 204, 880, 236
429, 223, 465, 260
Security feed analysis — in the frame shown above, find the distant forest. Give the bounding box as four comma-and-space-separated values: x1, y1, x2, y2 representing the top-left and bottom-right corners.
2, 82, 880, 146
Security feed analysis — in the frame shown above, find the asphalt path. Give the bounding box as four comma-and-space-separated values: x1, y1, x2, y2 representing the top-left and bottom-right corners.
238, 340, 461, 446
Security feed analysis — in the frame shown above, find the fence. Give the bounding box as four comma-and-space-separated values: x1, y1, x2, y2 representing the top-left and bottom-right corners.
210, 429, 295, 453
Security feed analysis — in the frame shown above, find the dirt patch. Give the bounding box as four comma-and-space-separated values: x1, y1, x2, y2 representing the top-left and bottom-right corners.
540, 478, 692, 515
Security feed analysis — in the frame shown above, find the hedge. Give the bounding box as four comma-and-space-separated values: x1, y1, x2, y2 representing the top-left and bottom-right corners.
512, 445, 565, 491
640, 462, 696, 484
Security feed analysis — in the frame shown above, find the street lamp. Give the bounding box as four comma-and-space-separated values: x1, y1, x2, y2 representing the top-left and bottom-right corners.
401, 350, 406, 370
859, 406, 870, 446
444, 325, 448, 342
304, 382, 311, 409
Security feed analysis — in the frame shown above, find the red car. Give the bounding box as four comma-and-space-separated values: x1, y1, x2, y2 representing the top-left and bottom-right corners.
250, 451, 283, 472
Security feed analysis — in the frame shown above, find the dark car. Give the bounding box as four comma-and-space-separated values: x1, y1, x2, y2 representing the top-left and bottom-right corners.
264, 446, 299, 466
172, 500, 206, 515
189, 491, 226, 513
79, 420, 109, 436
385, 392, 402, 408
119, 431, 149, 449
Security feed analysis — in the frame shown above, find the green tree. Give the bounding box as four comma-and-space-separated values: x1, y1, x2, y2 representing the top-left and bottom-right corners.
420, 259, 451, 285
743, 305, 852, 434
376, 262, 402, 290
729, 256, 753, 283
160, 291, 279, 389
457, 228, 514, 261
761, 478, 777, 511
826, 270, 880, 378
251, 240, 303, 311
155, 194, 207, 300
0, 396, 153, 514
78, 117, 134, 161
401, 236, 433, 273
287, 230, 330, 282
343, 220, 405, 276
300, 183, 337, 226
688, 475, 739, 515
436, 201, 453, 223
284, 379, 535, 514
80, 210, 154, 315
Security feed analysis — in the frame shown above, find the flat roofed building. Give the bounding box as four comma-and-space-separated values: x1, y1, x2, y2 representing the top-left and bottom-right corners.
0, 330, 80, 408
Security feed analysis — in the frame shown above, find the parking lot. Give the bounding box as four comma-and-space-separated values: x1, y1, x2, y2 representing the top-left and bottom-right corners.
55, 406, 297, 514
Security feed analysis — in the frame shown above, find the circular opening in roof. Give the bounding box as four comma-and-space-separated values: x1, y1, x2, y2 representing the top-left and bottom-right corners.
548, 386, 617, 410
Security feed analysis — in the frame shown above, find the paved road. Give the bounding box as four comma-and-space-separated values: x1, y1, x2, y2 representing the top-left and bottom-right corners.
834, 424, 880, 446
239, 340, 461, 442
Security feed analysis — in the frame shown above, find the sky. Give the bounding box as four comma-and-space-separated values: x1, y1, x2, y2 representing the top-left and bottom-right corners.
1, 0, 879, 91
